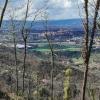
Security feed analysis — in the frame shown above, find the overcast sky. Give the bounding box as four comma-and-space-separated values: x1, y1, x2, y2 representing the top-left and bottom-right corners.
0, 0, 94, 20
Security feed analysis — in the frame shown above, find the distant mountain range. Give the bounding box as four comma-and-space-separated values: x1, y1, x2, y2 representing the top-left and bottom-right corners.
1, 19, 83, 30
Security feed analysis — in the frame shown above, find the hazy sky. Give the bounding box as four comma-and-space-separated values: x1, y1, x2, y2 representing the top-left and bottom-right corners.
0, 0, 90, 20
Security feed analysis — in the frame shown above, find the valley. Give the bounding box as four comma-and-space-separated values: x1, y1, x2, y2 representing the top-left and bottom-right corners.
0, 19, 100, 100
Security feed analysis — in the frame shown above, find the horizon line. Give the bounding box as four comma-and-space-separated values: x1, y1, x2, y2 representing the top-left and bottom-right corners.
2, 18, 82, 21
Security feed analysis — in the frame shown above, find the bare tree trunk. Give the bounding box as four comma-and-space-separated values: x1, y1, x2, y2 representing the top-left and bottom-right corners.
21, 0, 29, 94
82, 0, 100, 100
50, 43, 54, 100
13, 32, 19, 95
22, 39, 27, 93
36, 71, 39, 100
82, 63, 89, 100
0, 0, 8, 27
82, 1, 89, 100
21, 0, 40, 94
45, 34, 54, 100
43, 10, 55, 100
10, 15, 19, 95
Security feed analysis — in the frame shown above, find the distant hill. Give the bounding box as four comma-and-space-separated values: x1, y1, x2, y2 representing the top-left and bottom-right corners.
1, 19, 83, 30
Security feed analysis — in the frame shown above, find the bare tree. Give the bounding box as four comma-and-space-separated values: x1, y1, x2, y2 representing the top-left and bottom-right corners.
10, 15, 19, 95
0, 0, 8, 27
20, 0, 30, 94
82, 0, 100, 100
42, 11, 55, 100
21, 0, 42, 94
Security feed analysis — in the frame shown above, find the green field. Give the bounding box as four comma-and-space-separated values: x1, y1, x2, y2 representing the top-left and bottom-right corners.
31, 43, 81, 52
28, 42, 100, 65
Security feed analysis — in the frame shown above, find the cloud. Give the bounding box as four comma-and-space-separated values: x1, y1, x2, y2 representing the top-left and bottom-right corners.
49, 0, 72, 8
0, 0, 86, 20
46, 0, 82, 19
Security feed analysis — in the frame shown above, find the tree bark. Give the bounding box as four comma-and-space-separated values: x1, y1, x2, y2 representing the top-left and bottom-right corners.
22, 39, 27, 93
0, 0, 8, 27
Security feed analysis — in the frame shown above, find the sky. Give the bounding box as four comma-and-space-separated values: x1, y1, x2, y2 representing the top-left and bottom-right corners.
0, 0, 94, 20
